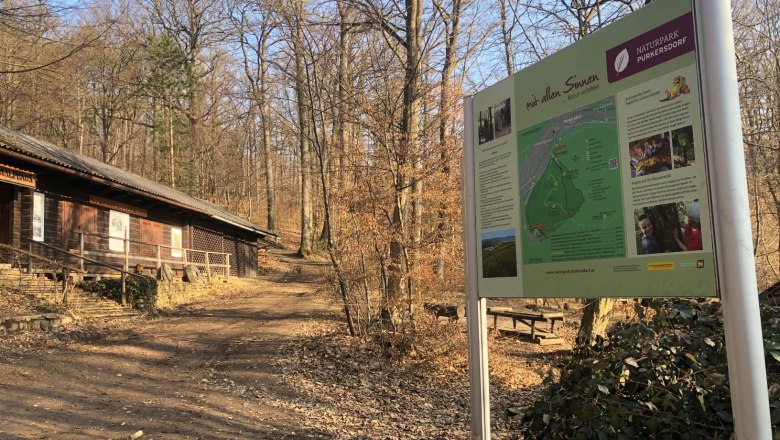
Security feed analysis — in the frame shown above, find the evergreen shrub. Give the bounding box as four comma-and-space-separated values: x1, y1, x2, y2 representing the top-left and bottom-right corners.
79, 275, 158, 311
522, 298, 780, 439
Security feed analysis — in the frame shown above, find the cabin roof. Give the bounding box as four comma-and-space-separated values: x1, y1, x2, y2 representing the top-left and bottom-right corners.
0, 125, 276, 239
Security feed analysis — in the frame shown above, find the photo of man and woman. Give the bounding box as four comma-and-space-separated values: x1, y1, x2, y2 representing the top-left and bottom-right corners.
634, 200, 703, 255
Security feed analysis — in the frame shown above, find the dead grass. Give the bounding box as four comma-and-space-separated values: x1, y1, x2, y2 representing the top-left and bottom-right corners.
0, 288, 56, 317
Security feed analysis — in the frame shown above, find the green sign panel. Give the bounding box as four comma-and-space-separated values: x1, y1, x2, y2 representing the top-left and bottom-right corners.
471, 0, 718, 298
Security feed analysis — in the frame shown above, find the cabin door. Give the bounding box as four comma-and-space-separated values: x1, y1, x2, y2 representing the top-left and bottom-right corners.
0, 184, 14, 245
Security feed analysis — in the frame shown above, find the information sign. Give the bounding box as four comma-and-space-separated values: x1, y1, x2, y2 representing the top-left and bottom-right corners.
465, 2, 771, 438
471, 0, 717, 298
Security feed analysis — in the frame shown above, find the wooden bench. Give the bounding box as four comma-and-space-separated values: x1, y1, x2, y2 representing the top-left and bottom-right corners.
486, 307, 564, 341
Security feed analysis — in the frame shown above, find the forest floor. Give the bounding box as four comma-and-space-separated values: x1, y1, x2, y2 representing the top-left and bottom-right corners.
0, 248, 591, 439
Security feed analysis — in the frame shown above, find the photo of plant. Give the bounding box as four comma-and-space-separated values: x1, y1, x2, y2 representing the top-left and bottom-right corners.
672, 125, 695, 169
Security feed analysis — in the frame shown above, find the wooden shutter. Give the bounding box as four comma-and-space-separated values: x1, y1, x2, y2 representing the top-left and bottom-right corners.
140, 219, 162, 256
61, 201, 98, 248
61, 201, 77, 247
80, 206, 98, 247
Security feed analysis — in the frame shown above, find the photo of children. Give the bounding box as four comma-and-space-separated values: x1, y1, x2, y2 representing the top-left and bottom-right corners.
493, 98, 512, 139
672, 125, 695, 169
636, 214, 664, 254
478, 107, 494, 145
634, 200, 703, 255
629, 132, 672, 178
673, 201, 703, 251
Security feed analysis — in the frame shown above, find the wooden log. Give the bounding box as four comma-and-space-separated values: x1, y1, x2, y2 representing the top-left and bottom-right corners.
497, 328, 527, 337
536, 337, 564, 346
486, 306, 513, 313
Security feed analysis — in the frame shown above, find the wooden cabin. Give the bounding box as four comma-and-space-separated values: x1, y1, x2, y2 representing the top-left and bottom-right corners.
0, 125, 277, 280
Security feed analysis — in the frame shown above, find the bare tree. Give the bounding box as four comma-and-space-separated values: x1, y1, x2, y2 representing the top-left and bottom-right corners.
284, 0, 315, 257
0, 2, 102, 75
735, 0, 780, 289
233, 2, 278, 231
433, 0, 463, 280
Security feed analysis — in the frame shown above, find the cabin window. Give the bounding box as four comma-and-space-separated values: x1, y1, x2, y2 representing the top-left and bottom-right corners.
140, 219, 162, 256
32, 192, 44, 242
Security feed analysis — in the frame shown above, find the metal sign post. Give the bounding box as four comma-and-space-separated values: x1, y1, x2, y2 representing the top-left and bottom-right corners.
463, 96, 491, 439
697, 1, 771, 438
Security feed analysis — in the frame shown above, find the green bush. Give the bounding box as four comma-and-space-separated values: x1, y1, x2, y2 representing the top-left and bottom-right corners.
79, 275, 158, 311
522, 299, 780, 439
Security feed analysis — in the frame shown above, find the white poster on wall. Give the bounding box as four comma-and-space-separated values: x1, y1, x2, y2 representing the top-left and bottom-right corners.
109, 210, 130, 252
32, 192, 44, 242
171, 227, 182, 258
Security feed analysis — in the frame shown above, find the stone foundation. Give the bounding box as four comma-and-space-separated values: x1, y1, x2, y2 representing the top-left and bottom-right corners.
0, 313, 73, 335
156, 279, 232, 309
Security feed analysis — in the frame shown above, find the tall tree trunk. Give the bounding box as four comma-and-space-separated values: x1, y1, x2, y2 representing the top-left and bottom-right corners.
293, 3, 314, 257
77, 69, 84, 155
238, 11, 277, 232
259, 35, 276, 231
499, 0, 513, 76
308, 65, 356, 336
435, 0, 462, 280
385, 0, 422, 326
152, 99, 158, 182
168, 103, 176, 188
262, 102, 276, 231
336, 1, 352, 188
578, 298, 615, 344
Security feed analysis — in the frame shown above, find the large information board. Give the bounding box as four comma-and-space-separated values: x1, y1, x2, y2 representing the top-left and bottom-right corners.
471, 0, 718, 298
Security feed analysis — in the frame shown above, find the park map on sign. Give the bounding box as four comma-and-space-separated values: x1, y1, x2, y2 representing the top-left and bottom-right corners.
518, 96, 626, 265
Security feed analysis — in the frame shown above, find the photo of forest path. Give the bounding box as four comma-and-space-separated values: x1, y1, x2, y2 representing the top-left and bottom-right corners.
482, 229, 518, 278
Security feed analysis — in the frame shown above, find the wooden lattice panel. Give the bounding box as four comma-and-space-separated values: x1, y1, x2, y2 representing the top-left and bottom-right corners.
192, 225, 250, 277
192, 225, 220, 268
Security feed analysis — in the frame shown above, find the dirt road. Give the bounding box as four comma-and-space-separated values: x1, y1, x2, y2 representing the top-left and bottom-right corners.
0, 250, 571, 439
0, 251, 338, 440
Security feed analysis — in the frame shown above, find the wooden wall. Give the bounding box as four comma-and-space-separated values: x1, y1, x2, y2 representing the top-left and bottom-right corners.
17, 188, 258, 278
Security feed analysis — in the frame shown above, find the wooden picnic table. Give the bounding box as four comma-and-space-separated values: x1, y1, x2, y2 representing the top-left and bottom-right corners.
486, 307, 564, 340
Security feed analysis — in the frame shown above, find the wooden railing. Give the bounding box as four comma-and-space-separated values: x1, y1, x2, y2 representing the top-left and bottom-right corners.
23, 231, 233, 306
75, 231, 231, 282
0, 242, 83, 304
27, 239, 144, 306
